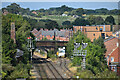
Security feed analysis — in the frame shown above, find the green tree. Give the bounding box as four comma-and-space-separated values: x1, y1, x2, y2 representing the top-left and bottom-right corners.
62, 21, 73, 29
66, 31, 108, 75
93, 37, 106, 54
95, 16, 104, 25
62, 21, 71, 25
2, 13, 31, 78
45, 20, 59, 29
105, 15, 116, 25
34, 21, 45, 30
75, 8, 85, 16
87, 15, 96, 25
72, 18, 90, 26
6, 3, 21, 14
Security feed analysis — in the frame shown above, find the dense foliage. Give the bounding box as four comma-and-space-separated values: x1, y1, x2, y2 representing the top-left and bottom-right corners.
66, 31, 118, 78
2, 14, 32, 78
87, 15, 104, 25
105, 15, 116, 25
72, 18, 90, 26
2, 3, 119, 16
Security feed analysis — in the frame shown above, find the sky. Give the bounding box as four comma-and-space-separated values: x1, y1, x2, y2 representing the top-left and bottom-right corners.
1, 1, 120, 10
1, 0, 120, 2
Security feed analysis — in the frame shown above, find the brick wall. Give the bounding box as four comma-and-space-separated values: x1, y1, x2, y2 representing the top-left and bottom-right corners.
11, 22, 16, 43
105, 25, 111, 31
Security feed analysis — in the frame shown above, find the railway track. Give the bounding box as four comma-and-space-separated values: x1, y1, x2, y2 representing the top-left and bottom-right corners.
32, 55, 66, 79
33, 57, 48, 79
58, 58, 74, 78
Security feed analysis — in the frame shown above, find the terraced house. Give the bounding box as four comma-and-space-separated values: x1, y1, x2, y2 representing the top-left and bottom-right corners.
73, 25, 113, 42
31, 28, 73, 41
104, 37, 120, 76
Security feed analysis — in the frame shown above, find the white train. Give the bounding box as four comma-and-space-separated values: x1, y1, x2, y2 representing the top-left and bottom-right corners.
56, 47, 65, 58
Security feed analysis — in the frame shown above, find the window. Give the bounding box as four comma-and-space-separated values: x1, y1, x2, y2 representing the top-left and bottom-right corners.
116, 34, 119, 37
111, 57, 114, 62
93, 34, 95, 36
100, 28, 102, 31
96, 27, 98, 30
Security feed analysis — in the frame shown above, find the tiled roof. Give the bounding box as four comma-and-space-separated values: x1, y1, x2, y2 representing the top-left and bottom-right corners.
104, 37, 120, 57
31, 28, 73, 41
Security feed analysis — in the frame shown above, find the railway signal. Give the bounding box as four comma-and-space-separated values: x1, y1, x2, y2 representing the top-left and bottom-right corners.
27, 36, 34, 62
73, 40, 88, 69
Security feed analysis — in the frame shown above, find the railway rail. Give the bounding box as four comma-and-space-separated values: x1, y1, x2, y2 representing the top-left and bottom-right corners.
32, 55, 68, 79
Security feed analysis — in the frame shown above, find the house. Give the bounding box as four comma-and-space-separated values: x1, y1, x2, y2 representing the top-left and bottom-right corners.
112, 25, 120, 33
62, 14, 68, 16
32, 11, 38, 15
73, 25, 113, 42
104, 37, 120, 76
82, 14, 86, 17
73, 15, 79, 18
31, 28, 73, 41
2, 9, 9, 15
113, 30, 120, 39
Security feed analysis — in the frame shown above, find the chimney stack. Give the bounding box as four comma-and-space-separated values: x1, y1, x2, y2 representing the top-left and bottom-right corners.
11, 22, 16, 43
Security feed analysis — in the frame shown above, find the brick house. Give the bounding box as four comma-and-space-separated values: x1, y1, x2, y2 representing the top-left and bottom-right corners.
32, 11, 38, 15
104, 37, 120, 76
113, 30, 120, 39
73, 25, 113, 42
31, 28, 73, 41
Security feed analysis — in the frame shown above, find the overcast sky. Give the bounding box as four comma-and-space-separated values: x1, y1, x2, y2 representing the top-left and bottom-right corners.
1, 0, 120, 2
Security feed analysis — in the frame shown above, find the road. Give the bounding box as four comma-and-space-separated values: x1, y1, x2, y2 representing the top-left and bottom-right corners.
32, 55, 74, 79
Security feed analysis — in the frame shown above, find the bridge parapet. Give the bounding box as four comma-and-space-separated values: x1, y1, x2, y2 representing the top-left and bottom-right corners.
36, 41, 68, 48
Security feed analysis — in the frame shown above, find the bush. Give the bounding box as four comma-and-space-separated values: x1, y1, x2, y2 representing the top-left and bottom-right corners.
47, 50, 57, 61
7, 62, 31, 78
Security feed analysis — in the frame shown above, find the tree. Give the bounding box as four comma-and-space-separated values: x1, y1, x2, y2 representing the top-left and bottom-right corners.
66, 31, 110, 76
93, 37, 106, 62
95, 16, 104, 25
2, 14, 31, 78
62, 21, 73, 29
62, 21, 71, 25
45, 20, 59, 29
75, 8, 85, 16
72, 18, 90, 26
35, 21, 45, 30
105, 15, 116, 25
6, 3, 21, 14
95, 8, 109, 15
87, 15, 96, 25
